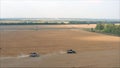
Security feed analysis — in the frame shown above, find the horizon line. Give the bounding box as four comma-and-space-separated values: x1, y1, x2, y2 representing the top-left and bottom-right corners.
0, 17, 120, 20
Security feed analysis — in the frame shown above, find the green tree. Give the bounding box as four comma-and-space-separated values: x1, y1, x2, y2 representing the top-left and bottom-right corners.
95, 23, 104, 30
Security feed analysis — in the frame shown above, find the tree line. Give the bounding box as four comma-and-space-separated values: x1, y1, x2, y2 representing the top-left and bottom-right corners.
92, 23, 120, 36
0, 23, 66, 25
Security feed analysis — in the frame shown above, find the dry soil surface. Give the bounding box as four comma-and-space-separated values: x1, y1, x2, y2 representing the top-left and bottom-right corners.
0, 24, 120, 68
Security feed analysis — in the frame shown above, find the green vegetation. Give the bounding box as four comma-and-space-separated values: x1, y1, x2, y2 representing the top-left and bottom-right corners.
69, 21, 102, 24
91, 23, 120, 36
0, 18, 120, 25
0, 23, 66, 25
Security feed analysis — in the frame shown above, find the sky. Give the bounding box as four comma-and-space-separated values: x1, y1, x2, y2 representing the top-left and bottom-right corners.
0, 0, 120, 19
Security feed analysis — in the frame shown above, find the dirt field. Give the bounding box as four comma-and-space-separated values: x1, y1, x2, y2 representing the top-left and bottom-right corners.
0, 24, 120, 67
1, 50, 119, 68
0, 24, 97, 56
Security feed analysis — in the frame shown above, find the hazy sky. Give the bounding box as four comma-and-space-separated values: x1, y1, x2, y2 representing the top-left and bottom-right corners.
0, 0, 120, 19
